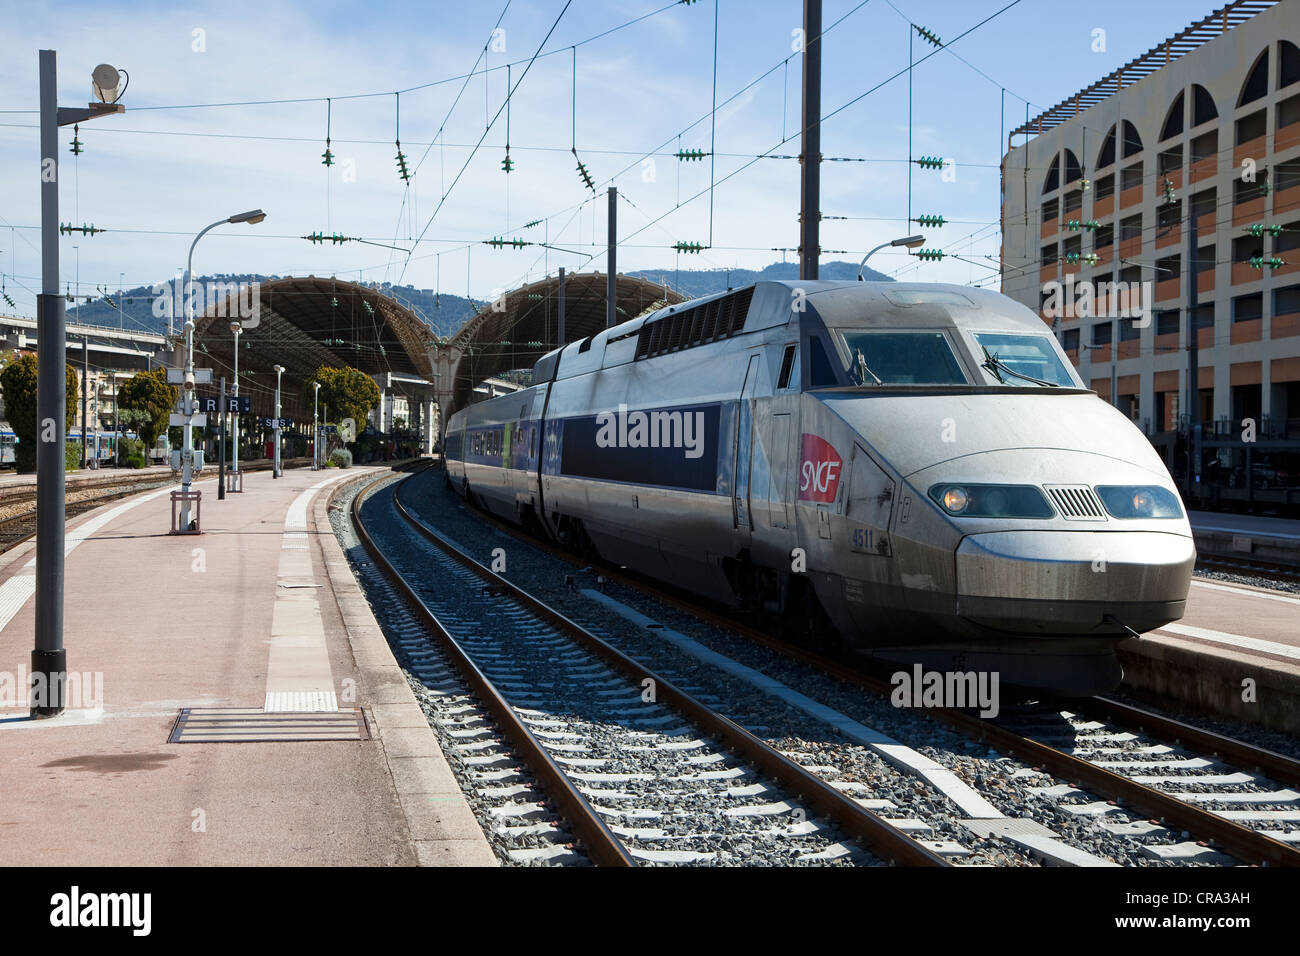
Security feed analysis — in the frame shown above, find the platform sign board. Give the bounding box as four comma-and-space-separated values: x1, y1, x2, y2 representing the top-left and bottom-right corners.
260, 418, 292, 429
201, 396, 251, 414
167, 368, 214, 385
170, 413, 207, 427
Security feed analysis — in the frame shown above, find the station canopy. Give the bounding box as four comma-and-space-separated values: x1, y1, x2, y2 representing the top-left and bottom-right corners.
193, 276, 436, 422
436, 271, 684, 416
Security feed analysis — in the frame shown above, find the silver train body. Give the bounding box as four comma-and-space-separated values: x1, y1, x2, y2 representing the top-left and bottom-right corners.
443, 280, 1195, 695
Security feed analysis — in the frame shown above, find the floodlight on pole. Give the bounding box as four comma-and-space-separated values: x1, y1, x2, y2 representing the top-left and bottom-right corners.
32, 51, 125, 716
858, 235, 926, 280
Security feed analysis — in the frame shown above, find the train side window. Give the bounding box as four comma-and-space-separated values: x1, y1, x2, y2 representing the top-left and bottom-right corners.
777, 344, 799, 390
808, 337, 839, 387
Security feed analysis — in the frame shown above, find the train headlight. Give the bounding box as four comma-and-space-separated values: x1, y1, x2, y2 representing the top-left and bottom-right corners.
942, 486, 969, 513
1095, 485, 1183, 519
928, 484, 1054, 518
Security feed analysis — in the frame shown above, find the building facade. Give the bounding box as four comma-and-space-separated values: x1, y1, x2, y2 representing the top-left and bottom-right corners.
1001, 0, 1300, 463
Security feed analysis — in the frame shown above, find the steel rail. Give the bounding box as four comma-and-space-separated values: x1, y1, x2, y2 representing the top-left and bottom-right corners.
351, 474, 636, 867
1086, 696, 1300, 789
424, 467, 1300, 867
390, 477, 949, 867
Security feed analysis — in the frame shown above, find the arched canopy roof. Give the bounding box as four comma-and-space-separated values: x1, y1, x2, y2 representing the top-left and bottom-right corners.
192, 276, 436, 422
437, 271, 683, 416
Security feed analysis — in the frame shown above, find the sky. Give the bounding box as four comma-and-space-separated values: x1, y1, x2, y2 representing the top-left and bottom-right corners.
0, 0, 1223, 323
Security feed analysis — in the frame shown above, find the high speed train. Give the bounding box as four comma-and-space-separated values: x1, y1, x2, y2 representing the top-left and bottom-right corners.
443, 280, 1195, 695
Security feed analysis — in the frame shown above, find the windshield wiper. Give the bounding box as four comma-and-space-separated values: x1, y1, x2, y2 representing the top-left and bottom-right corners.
855, 349, 882, 385
981, 347, 1058, 388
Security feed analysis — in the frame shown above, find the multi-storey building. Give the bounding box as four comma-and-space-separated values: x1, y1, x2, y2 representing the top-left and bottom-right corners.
1001, 0, 1300, 480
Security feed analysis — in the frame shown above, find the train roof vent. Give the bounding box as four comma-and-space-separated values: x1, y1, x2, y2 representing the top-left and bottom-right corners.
634, 286, 754, 360
1044, 484, 1107, 521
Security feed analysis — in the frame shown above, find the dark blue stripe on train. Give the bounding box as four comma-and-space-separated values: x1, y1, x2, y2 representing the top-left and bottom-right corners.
547, 403, 722, 492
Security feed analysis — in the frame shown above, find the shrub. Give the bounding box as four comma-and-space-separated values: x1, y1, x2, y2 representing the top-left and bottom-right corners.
117, 437, 145, 463
126, 454, 146, 469
65, 440, 82, 472
329, 448, 352, 469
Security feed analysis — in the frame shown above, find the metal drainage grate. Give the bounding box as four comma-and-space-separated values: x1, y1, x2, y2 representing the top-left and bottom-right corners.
1044, 484, 1107, 521
168, 708, 369, 744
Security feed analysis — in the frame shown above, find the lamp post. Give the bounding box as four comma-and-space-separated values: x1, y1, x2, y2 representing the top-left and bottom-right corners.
229, 321, 242, 488
32, 52, 124, 716
312, 381, 321, 470
179, 211, 264, 528
273, 364, 283, 478
858, 235, 926, 280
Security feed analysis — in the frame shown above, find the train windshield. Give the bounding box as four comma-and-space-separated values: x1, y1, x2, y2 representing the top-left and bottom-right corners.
973, 332, 1076, 388
837, 331, 967, 386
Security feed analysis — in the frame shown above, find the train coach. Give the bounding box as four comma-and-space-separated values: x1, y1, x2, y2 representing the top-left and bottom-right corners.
443, 280, 1195, 695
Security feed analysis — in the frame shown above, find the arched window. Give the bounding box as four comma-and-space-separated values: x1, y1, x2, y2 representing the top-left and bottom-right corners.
1281, 40, 1300, 89
1122, 120, 1142, 158
1191, 84, 1218, 126
1064, 149, 1082, 184
1097, 125, 1116, 169
1161, 91, 1185, 141
1042, 154, 1060, 194
1239, 49, 1269, 107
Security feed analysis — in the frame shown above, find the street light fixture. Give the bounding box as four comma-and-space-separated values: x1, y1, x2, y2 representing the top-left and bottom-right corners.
176, 210, 266, 526
858, 235, 925, 280
273, 364, 284, 479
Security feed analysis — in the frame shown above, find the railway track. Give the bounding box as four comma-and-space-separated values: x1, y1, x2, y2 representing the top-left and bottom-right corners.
410, 465, 1300, 867
1195, 552, 1300, 584
0, 458, 312, 556
349, 472, 950, 867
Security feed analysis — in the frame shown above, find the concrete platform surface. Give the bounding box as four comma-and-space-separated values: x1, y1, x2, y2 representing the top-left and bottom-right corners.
0, 466, 495, 866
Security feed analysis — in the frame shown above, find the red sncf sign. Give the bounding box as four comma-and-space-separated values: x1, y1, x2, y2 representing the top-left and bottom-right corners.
798, 433, 842, 502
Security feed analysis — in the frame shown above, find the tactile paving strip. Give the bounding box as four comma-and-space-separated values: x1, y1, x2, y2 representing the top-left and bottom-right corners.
168, 707, 369, 743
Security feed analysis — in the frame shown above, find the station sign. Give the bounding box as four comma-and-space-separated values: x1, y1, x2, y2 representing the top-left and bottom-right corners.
260, 417, 293, 429
200, 396, 251, 414
169, 412, 207, 427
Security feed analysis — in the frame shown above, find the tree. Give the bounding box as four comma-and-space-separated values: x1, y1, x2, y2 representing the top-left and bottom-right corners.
302, 366, 380, 439
118, 367, 177, 451
0, 353, 79, 472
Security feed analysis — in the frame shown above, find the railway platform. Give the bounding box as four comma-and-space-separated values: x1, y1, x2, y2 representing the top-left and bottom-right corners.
0, 464, 494, 866
1115, 508, 1300, 734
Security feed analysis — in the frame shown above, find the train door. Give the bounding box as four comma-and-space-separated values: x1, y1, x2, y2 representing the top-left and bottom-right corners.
845, 442, 895, 557
733, 353, 760, 536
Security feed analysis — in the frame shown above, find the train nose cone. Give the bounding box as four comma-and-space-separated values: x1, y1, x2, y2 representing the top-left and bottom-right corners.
955, 530, 1195, 635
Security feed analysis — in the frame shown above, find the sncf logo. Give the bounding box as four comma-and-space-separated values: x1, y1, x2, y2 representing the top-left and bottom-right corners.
799, 434, 842, 503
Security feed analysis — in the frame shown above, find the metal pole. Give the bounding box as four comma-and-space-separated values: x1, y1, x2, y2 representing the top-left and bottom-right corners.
557, 266, 566, 346
218, 376, 226, 500
113, 371, 119, 466
799, 0, 822, 281
312, 383, 319, 470
273, 365, 282, 478
607, 187, 617, 329
1186, 209, 1200, 499
81, 335, 88, 468
34, 49, 66, 715
231, 324, 240, 483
